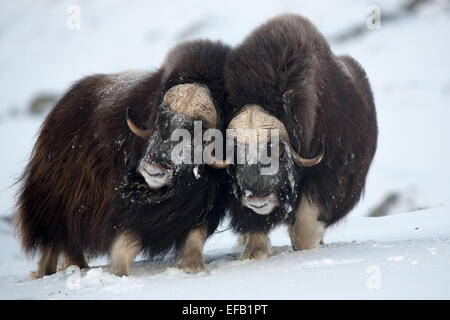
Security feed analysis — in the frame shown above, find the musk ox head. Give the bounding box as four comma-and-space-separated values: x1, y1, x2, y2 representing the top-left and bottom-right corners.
127, 83, 218, 191
221, 105, 323, 216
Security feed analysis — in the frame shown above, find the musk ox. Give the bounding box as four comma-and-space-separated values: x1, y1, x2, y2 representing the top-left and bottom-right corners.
15, 39, 231, 278
221, 14, 378, 259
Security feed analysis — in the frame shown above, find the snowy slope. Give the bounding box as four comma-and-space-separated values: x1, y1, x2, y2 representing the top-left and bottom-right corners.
0, 0, 449, 299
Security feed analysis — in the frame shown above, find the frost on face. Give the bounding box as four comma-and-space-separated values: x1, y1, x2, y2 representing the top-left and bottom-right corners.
283, 202, 293, 213
288, 171, 296, 192
193, 165, 200, 179
232, 183, 239, 199
114, 135, 125, 149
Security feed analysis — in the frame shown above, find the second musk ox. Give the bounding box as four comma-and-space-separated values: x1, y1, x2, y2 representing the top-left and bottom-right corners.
15, 39, 231, 277
222, 14, 378, 259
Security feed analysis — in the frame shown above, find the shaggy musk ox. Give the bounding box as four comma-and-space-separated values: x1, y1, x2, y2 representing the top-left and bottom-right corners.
222, 14, 378, 259
15, 39, 231, 278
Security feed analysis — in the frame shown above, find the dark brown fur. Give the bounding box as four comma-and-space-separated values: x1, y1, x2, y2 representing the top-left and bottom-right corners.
15, 40, 231, 274
224, 14, 378, 232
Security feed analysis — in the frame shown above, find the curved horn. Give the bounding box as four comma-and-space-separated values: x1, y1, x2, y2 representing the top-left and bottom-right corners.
203, 138, 231, 169
126, 107, 152, 139
205, 152, 232, 169
287, 141, 324, 167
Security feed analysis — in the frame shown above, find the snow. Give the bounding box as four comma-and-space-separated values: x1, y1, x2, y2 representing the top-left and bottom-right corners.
1, 0, 450, 299
193, 165, 201, 179
1, 207, 449, 299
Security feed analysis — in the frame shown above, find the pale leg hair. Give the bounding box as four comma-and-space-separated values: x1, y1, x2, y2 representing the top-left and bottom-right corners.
175, 224, 208, 274
31, 244, 60, 279
237, 233, 248, 246
110, 232, 142, 277
241, 232, 272, 260
60, 251, 89, 271
289, 195, 325, 250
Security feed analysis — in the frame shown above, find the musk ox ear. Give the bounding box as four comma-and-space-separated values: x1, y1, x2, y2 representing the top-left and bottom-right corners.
282, 90, 295, 113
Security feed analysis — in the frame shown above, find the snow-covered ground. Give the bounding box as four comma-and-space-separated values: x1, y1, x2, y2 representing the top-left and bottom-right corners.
0, 0, 449, 299
1, 208, 449, 299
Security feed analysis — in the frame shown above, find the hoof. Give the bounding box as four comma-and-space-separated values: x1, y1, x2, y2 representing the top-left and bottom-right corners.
175, 255, 206, 274
110, 264, 130, 277
241, 246, 272, 260
30, 270, 41, 280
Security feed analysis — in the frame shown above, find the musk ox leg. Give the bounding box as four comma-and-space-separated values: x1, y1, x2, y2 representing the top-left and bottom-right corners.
241, 232, 272, 260
31, 244, 61, 279
60, 251, 89, 271
109, 233, 142, 277
289, 196, 326, 250
175, 224, 208, 274
237, 233, 248, 246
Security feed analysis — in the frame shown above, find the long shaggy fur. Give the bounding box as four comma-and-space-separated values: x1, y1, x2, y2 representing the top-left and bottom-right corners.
15, 40, 231, 262
224, 14, 378, 232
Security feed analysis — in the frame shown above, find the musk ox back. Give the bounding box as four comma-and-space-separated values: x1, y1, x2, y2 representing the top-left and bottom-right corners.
223, 14, 377, 259
16, 39, 231, 278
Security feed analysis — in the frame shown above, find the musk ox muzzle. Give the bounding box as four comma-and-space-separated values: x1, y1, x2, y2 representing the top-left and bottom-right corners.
241, 193, 279, 215
137, 162, 173, 190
